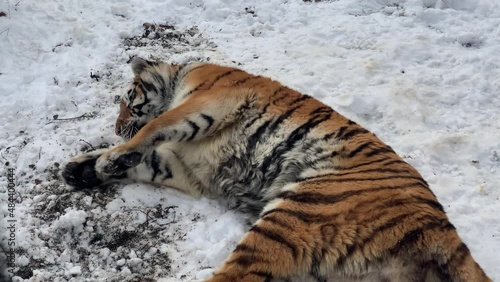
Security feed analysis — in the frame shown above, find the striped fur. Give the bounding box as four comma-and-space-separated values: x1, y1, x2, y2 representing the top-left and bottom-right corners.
62, 57, 491, 282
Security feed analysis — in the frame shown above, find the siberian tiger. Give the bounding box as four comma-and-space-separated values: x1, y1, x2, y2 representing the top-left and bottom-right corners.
62, 57, 491, 282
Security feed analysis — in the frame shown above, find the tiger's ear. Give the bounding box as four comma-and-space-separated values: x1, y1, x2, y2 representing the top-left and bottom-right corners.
131, 57, 154, 76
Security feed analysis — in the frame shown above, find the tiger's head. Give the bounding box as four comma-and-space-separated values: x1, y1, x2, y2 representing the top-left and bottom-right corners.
116, 57, 180, 140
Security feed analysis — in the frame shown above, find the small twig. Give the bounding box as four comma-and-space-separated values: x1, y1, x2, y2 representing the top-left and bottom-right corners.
0, 28, 10, 37
46, 112, 94, 124
0, 152, 7, 162
79, 139, 96, 151
54, 113, 94, 121
158, 206, 178, 225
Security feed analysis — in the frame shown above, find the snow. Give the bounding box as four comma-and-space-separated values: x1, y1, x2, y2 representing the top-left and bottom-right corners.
0, 0, 499, 281
67, 266, 81, 276
52, 209, 88, 234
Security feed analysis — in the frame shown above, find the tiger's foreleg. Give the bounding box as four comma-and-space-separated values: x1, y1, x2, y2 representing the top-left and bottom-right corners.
62, 144, 201, 195
95, 90, 252, 176
62, 149, 119, 189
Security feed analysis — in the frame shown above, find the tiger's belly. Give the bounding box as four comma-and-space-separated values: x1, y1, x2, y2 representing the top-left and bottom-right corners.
178, 123, 311, 219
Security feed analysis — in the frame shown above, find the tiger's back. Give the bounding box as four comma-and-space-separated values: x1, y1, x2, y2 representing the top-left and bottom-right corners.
63, 58, 491, 281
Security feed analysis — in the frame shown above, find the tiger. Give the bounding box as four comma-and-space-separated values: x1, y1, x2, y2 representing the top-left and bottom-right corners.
62, 57, 492, 282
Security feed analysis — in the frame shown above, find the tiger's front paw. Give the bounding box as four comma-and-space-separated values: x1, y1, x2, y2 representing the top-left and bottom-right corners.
62, 149, 109, 189
95, 146, 143, 175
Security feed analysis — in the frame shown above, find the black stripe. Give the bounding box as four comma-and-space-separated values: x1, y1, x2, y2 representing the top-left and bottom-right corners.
153, 133, 166, 143
346, 142, 372, 158
138, 83, 148, 95
206, 70, 241, 90
132, 90, 150, 110
342, 157, 400, 170
454, 243, 470, 264
277, 182, 427, 205
162, 163, 173, 181
179, 132, 187, 141
262, 208, 323, 223
300, 136, 330, 151
311, 106, 333, 115
132, 109, 145, 117
180, 69, 238, 97
141, 80, 158, 92
235, 75, 260, 85
330, 168, 411, 177
227, 255, 256, 267
247, 120, 272, 151
149, 73, 166, 94
186, 120, 200, 141
248, 271, 273, 282
390, 221, 455, 255
174, 64, 207, 96
381, 159, 407, 167
383, 196, 445, 213
335, 126, 348, 139
261, 216, 295, 230
328, 158, 405, 172
245, 102, 271, 129
212, 273, 232, 279
234, 244, 256, 252
250, 225, 298, 258
289, 95, 311, 105
273, 86, 285, 96
442, 243, 470, 275
183, 64, 206, 79
321, 131, 336, 141
170, 64, 207, 96
182, 66, 214, 96
272, 87, 289, 103
365, 146, 395, 157
200, 113, 214, 131
270, 189, 440, 229
129, 84, 138, 101
184, 82, 206, 97
268, 105, 301, 133
310, 251, 327, 282
298, 174, 426, 185
312, 150, 339, 163
150, 150, 161, 182
337, 213, 442, 266
260, 112, 332, 181
338, 128, 369, 140
169, 64, 186, 93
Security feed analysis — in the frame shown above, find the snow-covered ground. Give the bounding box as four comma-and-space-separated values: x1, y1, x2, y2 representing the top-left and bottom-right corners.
0, 0, 499, 281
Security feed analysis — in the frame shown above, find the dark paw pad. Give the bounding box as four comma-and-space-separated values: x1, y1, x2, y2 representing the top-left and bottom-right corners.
62, 159, 103, 189
117, 152, 143, 167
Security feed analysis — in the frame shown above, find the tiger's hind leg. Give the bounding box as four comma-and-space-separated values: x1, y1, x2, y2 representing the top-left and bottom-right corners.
204, 222, 305, 281
203, 178, 491, 282
203, 197, 322, 282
